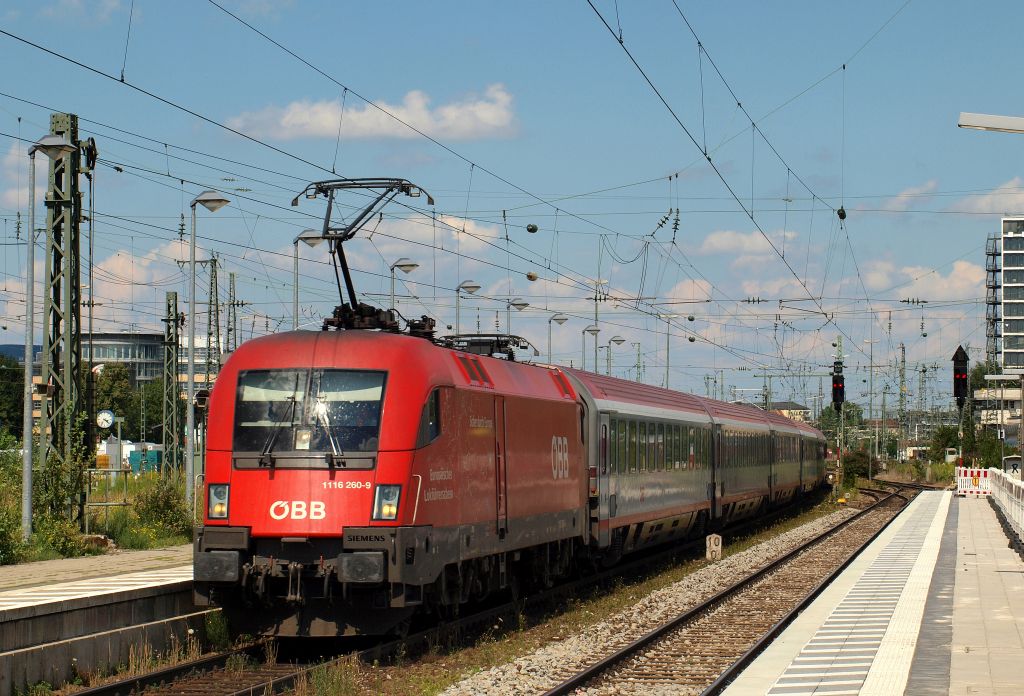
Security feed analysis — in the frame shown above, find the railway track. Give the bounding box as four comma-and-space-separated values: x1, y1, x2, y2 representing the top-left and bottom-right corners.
540, 488, 912, 696
70, 491, 843, 696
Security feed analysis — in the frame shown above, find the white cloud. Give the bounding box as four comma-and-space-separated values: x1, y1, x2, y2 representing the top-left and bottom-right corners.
883, 179, 938, 211
953, 177, 1024, 214
227, 84, 516, 141
697, 228, 795, 256
862, 260, 897, 291
859, 258, 984, 300
895, 260, 985, 301
663, 278, 712, 303
1, 142, 48, 211
40, 0, 122, 23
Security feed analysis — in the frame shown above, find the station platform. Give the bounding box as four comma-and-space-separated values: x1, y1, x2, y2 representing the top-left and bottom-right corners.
0, 542, 191, 592
723, 491, 1024, 696
0, 544, 196, 695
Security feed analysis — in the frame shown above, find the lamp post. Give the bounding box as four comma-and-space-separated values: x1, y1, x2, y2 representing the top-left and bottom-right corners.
506, 297, 528, 335
455, 280, 481, 335
22, 134, 75, 541
186, 191, 229, 506
292, 228, 323, 330
659, 314, 677, 388
389, 257, 419, 312
605, 335, 625, 375
582, 324, 600, 370
548, 313, 569, 364
864, 337, 880, 479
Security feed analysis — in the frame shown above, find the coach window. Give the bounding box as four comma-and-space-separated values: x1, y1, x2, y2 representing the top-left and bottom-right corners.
607, 419, 616, 473
416, 388, 442, 447
638, 422, 648, 471
646, 422, 654, 471
627, 420, 638, 473
672, 425, 681, 469
616, 420, 626, 474
655, 423, 665, 471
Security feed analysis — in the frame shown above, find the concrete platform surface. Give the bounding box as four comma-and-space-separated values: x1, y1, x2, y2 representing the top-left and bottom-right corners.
0, 543, 191, 591
723, 492, 1024, 695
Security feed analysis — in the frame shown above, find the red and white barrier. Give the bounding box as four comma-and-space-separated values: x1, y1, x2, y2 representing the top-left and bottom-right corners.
956, 467, 992, 497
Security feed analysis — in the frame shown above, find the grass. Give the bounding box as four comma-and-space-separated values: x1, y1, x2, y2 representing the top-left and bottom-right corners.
298, 497, 844, 695
0, 471, 192, 566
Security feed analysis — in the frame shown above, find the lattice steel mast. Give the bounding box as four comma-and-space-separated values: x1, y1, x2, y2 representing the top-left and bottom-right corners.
37, 113, 97, 470
162, 292, 181, 472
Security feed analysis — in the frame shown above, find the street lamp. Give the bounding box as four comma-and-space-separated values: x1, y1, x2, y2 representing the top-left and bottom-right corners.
548, 313, 569, 364
455, 280, 481, 335
659, 313, 678, 389
389, 257, 419, 312
605, 335, 625, 375
292, 229, 323, 330
506, 297, 529, 335
582, 324, 600, 370
186, 190, 229, 506
22, 134, 76, 541
958, 112, 1024, 134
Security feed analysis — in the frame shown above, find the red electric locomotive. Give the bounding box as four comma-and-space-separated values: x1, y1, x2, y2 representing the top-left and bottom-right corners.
194, 329, 587, 635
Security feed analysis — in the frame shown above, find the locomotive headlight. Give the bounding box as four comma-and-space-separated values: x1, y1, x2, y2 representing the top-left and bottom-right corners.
208, 484, 230, 519
372, 484, 401, 521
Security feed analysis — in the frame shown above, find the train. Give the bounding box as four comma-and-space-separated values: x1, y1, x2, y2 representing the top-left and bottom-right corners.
193, 329, 828, 637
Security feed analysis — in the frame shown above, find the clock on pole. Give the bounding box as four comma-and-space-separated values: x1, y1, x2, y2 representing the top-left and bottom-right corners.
96, 409, 114, 429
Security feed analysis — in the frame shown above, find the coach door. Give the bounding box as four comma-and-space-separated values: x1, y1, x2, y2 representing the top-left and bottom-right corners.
596, 413, 614, 546
494, 396, 508, 540
708, 421, 724, 519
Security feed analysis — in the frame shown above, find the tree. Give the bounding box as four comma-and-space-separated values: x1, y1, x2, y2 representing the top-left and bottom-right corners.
843, 449, 871, 482
816, 403, 864, 443
0, 355, 24, 438
928, 425, 959, 463
94, 363, 134, 440
974, 427, 1007, 469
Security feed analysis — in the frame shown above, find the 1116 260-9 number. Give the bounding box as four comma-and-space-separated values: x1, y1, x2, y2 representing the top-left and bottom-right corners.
322, 480, 372, 489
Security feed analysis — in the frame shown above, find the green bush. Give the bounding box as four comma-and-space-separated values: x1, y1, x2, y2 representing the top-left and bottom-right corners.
134, 475, 192, 537
0, 432, 26, 565
0, 504, 25, 565
34, 515, 89, 557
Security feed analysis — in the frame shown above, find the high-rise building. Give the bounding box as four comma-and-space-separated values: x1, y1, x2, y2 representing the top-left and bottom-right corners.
1002, 218, 1024, 371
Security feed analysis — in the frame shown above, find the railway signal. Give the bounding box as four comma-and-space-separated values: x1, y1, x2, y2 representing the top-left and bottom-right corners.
952, 345, 969, 412
831, 360, 845, 412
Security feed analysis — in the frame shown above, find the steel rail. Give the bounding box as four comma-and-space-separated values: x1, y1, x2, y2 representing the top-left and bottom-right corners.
71, 643, 265, 696
540, 488, 910, 696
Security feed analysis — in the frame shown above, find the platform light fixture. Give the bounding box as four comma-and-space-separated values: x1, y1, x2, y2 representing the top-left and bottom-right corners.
605, 335, 626, 375
506, 297, 529, 335
455, 280, 481, 335
293, 229, 324, 330
389, 257, 419, 312
548, 313, 569, 364
582, 324, 600, 371
186, 190, 230, 507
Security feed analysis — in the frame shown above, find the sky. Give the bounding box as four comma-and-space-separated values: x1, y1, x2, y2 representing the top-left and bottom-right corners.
0, 0, 1022, 414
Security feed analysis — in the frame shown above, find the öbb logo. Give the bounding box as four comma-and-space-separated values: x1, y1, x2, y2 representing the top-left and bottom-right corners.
551, 436, 570, 479
269, 500, 326, 520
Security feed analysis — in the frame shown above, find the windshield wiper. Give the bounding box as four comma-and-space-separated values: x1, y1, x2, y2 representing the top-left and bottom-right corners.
259, 396, 296, 468
313, 397, 343, 468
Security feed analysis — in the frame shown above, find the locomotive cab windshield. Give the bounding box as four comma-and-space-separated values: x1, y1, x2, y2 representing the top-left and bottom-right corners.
232, 368, 386, 469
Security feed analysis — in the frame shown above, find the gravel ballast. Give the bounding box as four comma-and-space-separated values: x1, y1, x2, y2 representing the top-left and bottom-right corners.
441, 507, 857, 696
